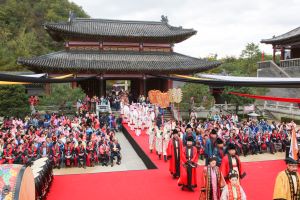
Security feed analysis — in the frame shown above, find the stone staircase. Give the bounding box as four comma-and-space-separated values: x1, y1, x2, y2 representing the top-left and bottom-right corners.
163, 108, 174, 121
258, 59, 300, 105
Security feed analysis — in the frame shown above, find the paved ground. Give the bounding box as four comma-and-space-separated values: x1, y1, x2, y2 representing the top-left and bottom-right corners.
54, 131, 147, 175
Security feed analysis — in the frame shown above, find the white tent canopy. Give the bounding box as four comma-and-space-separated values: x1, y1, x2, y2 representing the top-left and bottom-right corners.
198, 74, 300, 83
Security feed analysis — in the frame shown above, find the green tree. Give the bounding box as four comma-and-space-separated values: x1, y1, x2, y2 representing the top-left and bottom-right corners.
221, 86, 255, 114
0, 85, 30, 117
181, 83, 214, 110
0, 0, 88, 71
240, 43, 261, 59
209, 43, 263, 77
37, 83, 85, 111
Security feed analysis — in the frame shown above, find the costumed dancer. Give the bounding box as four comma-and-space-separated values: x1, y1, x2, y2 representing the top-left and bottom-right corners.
167, 129, 183, 179
136, 114, 142, 136
163, 123, 171, 162
156, 126, 163, 159
220, 170, 247, 200
148, 121, 157, 153
133, 107, 139, 131
273, 157, 300, 200
199, 156, 225, 200
220, 143, 246, 184
178, 136, 198, 191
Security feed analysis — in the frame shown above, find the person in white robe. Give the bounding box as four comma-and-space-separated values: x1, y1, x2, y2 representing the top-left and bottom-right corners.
156, 126, 163, 159
148, 121, 157, 153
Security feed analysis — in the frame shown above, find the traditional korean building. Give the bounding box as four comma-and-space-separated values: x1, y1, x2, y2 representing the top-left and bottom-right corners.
261, 26, 300, 61
18, 15, 221, 98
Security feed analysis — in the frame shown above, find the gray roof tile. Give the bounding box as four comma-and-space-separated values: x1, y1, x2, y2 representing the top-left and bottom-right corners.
18, 51, 221, 74
44, 18, 197, 43
261, 26, 300, 44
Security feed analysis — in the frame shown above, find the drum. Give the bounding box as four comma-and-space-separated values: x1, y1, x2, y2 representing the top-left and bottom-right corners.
0, 164, 35, 200
31, 158, 53, 200
32, 168, 44, 199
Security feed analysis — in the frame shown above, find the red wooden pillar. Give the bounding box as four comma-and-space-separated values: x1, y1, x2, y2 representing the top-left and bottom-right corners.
45, 83, 51, 95
139, 78, 144, 96
71, 81, 77, 89
167, 79, 173, 90
71, 74, 77, 89
143, 74, 147, 97
280, 47, 285, 60
272, 45, 276, 61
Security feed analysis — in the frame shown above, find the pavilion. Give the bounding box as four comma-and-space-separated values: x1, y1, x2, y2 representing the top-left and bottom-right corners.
17, 15, 221, 99
261, 26, 300, 61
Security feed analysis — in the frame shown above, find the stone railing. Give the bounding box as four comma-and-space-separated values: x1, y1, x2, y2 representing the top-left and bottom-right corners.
257, 60, 290, 77
280, 58, 300, 68
257, 61, 272, 69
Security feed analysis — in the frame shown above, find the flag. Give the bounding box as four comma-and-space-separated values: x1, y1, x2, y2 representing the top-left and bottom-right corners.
289, 128, 298, 160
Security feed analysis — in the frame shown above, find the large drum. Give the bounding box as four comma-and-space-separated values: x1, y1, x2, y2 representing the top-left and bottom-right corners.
0, 164, 35, 200
31, 158, 53, 200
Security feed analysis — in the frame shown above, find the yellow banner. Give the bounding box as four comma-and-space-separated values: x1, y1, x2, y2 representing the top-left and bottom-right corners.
51, 74, 73, 79
173, 74, 212, 81
0, 81, 30, 85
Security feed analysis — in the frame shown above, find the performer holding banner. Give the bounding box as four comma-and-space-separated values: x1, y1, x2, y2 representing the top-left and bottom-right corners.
178, 136, 198, 191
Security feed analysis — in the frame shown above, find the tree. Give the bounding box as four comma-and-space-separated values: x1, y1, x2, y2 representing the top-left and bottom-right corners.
240, 43, 261, 59
221, 87, 255, 114
0, 85, 30, 117
37, 83, 85, 112
181, 83, 214, 110
209, 43, 264, 77
0, 0, 88, 71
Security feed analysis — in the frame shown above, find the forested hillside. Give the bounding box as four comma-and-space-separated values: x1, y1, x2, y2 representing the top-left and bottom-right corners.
0, 0, 88, 71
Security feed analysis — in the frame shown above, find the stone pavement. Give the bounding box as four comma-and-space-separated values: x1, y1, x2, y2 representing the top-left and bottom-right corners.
54, 131, 147, 175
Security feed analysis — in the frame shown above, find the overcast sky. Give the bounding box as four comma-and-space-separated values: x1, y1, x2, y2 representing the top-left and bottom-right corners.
70, 0, 300, 58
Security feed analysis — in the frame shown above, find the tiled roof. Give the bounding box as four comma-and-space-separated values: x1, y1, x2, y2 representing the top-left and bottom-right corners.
261, 26, 300, 45
18, 51, 221, 74
44, 17, 197, 43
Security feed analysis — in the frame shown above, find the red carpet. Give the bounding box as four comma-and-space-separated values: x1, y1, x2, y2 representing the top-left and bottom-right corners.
47, 124, 287, 200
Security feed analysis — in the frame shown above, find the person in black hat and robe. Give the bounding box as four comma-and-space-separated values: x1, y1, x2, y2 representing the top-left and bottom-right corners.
273, 157, 300, 200
205, 129, 218, 165
167, 129, 183, 179
215, 137, 225, 167
178, 135, 198, 191
220, 143, 246, 184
